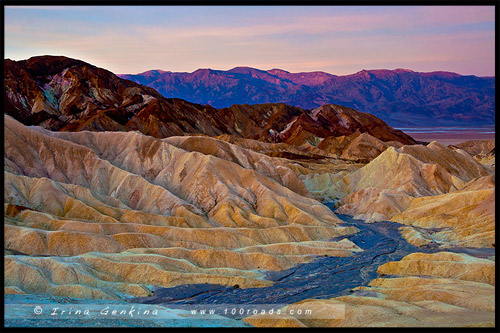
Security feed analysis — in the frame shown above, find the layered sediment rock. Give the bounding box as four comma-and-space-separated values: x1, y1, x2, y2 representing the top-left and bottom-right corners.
456, 139, 495, 157
299, 139, 496, 249
163, 135, 310, 196
3, 56, 495, 327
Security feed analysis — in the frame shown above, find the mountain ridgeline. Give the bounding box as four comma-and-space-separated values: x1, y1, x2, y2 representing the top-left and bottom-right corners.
119, 66, 495, 127
4, 55, 416, 146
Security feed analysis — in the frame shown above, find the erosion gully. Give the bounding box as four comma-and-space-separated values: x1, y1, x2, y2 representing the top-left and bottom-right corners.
129, 204, 494, 320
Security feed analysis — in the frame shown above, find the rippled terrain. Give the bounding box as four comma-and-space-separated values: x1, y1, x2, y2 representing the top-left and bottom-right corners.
129, 211, 494, 320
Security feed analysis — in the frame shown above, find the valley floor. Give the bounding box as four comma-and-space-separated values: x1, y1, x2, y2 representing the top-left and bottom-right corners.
397, 127, 495, 145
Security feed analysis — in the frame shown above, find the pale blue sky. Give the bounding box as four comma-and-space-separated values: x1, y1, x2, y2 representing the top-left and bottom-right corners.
4, 5, 495, 76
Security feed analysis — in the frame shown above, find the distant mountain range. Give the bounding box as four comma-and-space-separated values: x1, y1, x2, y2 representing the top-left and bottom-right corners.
3, 56, 415, 146
119, 67, 495, 127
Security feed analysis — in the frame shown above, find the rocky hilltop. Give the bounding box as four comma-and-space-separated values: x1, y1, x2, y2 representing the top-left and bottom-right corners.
119, 66, 495, 127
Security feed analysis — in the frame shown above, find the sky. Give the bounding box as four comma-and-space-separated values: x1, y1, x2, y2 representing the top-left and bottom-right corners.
4, 5, 496, 76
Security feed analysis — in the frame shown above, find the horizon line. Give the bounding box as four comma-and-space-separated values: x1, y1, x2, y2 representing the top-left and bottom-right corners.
5, 54, 496, 78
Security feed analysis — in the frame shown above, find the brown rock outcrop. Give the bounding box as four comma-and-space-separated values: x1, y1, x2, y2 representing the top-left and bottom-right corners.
455, 139, 495, 156
309, 104, 416, 144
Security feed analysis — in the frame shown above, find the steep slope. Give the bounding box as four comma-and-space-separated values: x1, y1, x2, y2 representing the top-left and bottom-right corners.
162, 135, 310, 196
336, 145, 474, 199
320, 140, 495, 248
4, 56, 259, 139
455, 139, 495, 156
274, 103, 416, 146
119, 67, 495, 127
309, 104, 415, 144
